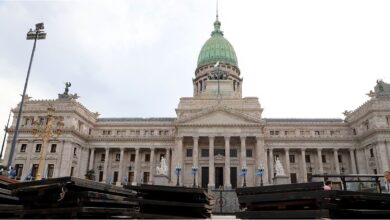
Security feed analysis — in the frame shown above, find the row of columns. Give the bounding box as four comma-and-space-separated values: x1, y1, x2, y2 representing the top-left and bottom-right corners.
180, 136, 267, 188
268, 147, 358, 182
88, 147, 170, 185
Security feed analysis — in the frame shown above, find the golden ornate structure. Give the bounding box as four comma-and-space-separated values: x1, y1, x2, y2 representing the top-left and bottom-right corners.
32, 106, 64, 180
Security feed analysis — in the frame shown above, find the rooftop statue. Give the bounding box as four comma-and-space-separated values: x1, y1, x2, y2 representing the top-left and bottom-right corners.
156, 156, 168, 176
64, 82, 71, 95
58, 82, 79, 100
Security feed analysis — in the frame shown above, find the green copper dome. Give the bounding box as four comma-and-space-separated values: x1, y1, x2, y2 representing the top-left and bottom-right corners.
197, 18, 238, 67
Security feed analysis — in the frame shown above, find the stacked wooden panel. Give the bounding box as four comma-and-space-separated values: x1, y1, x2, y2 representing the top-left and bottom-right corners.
126, 184, 214, 219
8, 177, 140, 218
0, 176, 22, 218
236, 182, 330, 219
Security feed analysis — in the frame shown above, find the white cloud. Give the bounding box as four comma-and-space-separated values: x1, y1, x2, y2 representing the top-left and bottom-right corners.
1, 0, 390, 150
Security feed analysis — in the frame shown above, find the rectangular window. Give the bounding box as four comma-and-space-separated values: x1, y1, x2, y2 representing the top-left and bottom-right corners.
128, 171, 134, 183
99, 171, 104, 182
315, 131, 320, 135
186, 149, 193, 157
201, 149, 209, 157
353, 128, 357, 135
290, 173, 297, 183
130, 154, 135, 162
143, 172, 149, 183
102, 130, 112, 135
322, 155, 327, 163
15, 164, 23, 179
50, 144, 57, 153
73, 148, 77, 156
151, 130, 154, 135
20, 144, 27, 152
113, 171, 118, 184
31, 164, 39, 179
230, 149, 237, 157
370, 148, 375, 158
338, 155, 342, 163
70, 167, 74, 176
373, 169, 378, 174
386, 116, 390, 126
47, 164, 54, 178
116, 153, 120, 161
101, 153, 105, 162
145, 154, 150, 162
246, 149, 253, 157
289, 155, 295, 163
35, 144, 42, 153
214, 149, 225, 156
270, 131, 274, 135
305, 155, 311, 163
136, 130, 140, 135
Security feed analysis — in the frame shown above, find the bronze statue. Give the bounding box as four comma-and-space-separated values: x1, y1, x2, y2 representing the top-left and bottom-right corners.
64, 82, 71, 95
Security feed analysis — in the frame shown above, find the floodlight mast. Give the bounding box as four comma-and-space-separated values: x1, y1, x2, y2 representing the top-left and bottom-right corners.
7, 23, 46, 167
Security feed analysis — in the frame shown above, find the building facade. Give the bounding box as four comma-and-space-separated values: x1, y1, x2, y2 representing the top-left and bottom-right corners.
3, 16, 390, 189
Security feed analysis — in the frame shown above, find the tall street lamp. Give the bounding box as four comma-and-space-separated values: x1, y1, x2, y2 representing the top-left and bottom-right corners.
256, 164, 265, 186
0, 110, 12, 159
241, 166, 247, 187
32, 107, 63, 180
175, 164, 181, 186
191, 165, 198, 188
7, 23, 46, 167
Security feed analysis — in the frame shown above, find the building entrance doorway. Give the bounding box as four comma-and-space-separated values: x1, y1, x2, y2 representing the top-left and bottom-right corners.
215, 167, 224, 188
201, 167, 209, 188
230, 167, 237, 188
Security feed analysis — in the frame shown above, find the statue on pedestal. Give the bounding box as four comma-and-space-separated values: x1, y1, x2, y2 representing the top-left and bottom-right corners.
156, 156, 168, 176
275, 158, 285, 176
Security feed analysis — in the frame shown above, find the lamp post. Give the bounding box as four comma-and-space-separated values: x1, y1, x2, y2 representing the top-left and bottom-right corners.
32, 107, 63, 180
192, 165, 198, 188
175, 164, 181, 186
256, 164, 265, 186
0, 109, 11, 159
8, 23, 46, 167
241, 166, 247, 187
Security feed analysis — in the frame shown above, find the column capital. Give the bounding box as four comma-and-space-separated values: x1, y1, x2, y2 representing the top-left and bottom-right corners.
317, 148, 322, 152
301, 148, 306, 153
284, 148, 289, 152
240, 136, 246, 141
176, 136, 183, 141
120, 147, 125, 152
348, 148, 355, 152
209, 136, 215, 141
150, 147, 155, 152
224, 136, 231, 141
333, 148, 339, 152
105, 147, 110, 151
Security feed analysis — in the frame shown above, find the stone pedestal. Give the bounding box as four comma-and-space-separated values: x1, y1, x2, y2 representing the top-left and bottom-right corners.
154, 174, 169, 186
272, 175, 289, 185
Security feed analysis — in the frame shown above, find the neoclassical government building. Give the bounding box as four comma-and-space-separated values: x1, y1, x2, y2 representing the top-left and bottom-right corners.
3, 16, 390, 189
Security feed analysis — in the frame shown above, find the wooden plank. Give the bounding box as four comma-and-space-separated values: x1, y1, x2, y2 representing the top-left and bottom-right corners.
236, 182, 324, 196
239, 190, 328, 204
84, 198, 139, 206
139, 198, 212, 208
236, 209, 330, 219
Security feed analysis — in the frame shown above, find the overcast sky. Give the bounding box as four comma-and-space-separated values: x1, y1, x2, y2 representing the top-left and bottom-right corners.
1, 0, 390, 143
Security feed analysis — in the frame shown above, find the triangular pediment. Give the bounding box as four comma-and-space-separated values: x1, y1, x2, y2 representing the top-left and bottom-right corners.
177, 106, 262, 126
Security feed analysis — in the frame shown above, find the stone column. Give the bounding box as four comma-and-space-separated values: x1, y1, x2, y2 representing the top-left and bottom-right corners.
240, 137, 247, 168
103, 148, 109, 182
333, 148, 340, 174
317, 148, 324, 174
177, 137, 183, 185
88, 148, 95, 171
349, 148, 357, 174
116, 148, 124, 186
208, 136, 215, 188
377, 141, 389, 173
224, 136, 231, 189
284, 148, 290, 177
193, 136, 199, 186
132, 148, 140, 185
256, 137, 268, 185
301, 149, 307, 182
269, 148, 274, 182
165, 148, 170, 179
149, 148, 155, 184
